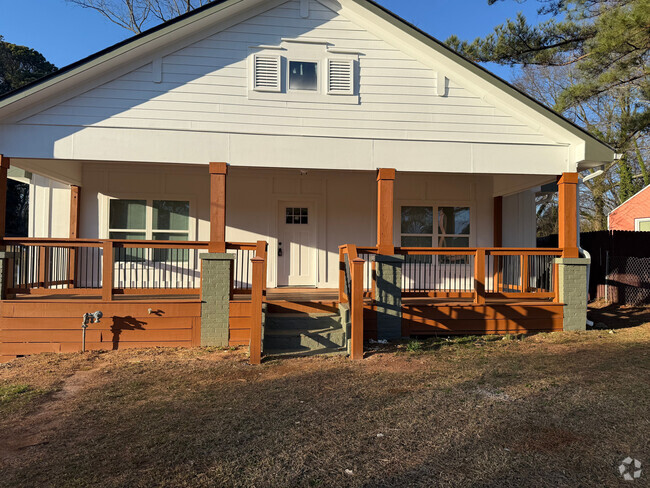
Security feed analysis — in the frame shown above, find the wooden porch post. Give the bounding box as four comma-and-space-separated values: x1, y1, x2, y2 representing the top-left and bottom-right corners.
493, 196, 503, 247
376, 168, 395, 255
209, 162, 228, 254
558, 172, 579, 258
0, 155, 10, 242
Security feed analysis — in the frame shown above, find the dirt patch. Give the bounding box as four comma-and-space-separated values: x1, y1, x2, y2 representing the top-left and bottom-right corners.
0, 360, 107, 463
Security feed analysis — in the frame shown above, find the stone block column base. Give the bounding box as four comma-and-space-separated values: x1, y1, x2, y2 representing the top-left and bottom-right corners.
555, 257, 590, 332
200, 253, 234, 347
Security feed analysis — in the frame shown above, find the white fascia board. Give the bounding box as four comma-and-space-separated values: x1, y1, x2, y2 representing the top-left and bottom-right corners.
323, 0, 614, 167
0, 0, 285, 124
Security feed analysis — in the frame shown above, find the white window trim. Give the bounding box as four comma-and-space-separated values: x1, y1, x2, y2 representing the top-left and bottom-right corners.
634, 217, 650, 231
397, 202, 475, 248
100, 194, 197, 241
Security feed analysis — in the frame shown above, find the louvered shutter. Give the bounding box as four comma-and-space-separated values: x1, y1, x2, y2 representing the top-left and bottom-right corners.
253, 54, 281, 92
327, 59, 354, 95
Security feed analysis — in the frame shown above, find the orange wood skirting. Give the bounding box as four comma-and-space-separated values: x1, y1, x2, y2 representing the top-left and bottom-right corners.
402, 302, 564, 335
0, 299, 201, 361
229, 300, 252, 346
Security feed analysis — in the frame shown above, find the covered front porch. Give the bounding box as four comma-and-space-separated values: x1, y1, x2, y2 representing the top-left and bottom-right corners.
0, 155, 583, 363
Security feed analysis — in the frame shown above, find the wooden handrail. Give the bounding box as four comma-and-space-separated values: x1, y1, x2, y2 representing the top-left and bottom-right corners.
350, 257, 365, 360
249, 240, 268, 365
340, 244, 365, 360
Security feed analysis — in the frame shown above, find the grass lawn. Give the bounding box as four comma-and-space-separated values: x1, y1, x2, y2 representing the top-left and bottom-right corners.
0, 309, 649, 487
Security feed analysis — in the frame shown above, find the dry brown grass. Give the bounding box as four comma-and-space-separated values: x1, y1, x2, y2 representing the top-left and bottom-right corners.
1, 317, 649, 487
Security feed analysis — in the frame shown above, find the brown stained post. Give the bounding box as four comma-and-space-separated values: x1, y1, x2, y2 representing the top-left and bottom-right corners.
249, 256, 265, 365
350, 257, 365, 360
209, 162, 228, 254
69, 186, 81, 287
558, 172, 579, 258
474, 249, 486, 305
255, 240, 268, 296
0, 155, 10, 242
102, 241, 113, 301
376, 168, 396, 255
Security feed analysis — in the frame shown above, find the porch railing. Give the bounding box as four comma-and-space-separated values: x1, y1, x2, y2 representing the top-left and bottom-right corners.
337, 246, 562, 356
344, 247, 561, 302
3, 238, 264, 299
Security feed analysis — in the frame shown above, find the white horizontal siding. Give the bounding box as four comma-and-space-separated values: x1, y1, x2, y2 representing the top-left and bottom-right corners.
20, 0, 556, 147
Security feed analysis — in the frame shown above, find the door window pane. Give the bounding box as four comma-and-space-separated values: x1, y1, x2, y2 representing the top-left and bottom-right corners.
109, 200, 146, 230
153, 200, 189, 231
401, 206, 433, 234
285, 207, 308, 225
438, 207, 470, 235
289, 61, 318, 91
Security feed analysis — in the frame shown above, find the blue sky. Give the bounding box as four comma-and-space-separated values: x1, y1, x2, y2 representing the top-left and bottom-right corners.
0, 0, 549, 80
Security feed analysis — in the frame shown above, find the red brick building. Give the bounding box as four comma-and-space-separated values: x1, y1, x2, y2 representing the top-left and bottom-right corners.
608, 186, 650, 231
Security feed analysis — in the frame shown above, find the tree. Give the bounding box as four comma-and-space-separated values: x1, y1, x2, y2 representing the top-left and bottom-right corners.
65, 0, 211, 34
446, 0, 649, 228
0, 36, 57, 95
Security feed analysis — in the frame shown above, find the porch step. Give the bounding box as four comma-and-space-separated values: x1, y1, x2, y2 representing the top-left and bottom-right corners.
263, 312, 346, 357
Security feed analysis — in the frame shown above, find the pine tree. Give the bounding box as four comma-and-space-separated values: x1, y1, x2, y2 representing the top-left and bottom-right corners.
447, 0, 649, 207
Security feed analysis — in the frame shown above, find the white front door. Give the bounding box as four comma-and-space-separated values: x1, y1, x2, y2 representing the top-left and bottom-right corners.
277, 202, 317, 287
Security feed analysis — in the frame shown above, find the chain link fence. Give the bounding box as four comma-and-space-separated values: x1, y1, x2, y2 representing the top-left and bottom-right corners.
605, 254, 650, 306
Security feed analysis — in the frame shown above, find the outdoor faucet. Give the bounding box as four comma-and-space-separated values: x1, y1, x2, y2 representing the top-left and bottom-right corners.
82, 311, 103, 353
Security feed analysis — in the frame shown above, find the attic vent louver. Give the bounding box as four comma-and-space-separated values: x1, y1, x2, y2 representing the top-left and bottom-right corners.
253, 54, 281, 92
327, 59, 354, 95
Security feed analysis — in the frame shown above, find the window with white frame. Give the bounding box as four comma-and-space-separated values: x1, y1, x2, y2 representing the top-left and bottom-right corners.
288, 60, 318, 91
635, 218, 650, 231
108, 199, 191, 261
401, 206, 470, 247
249, 42, 358, 103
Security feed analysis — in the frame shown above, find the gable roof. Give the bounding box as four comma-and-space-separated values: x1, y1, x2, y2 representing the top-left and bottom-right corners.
608, 184, 650, 216
0, 0, 614, 163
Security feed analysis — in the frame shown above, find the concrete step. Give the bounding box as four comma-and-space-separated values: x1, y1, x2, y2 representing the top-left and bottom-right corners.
263, 348, 347, 359
263, 312, 346, 354
264, 326, 346, 351
265, 313, 342, 331
266, 300, 339, 315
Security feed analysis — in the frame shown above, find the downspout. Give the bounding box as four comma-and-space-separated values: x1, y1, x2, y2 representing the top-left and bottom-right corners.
577, 176, 594, 327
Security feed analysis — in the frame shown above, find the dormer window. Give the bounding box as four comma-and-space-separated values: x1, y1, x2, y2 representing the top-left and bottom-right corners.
289, 61, 318, 91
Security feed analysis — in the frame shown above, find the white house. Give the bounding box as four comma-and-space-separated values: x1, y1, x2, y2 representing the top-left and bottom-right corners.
0, 0, 614, 362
